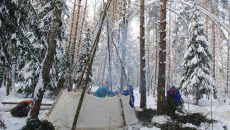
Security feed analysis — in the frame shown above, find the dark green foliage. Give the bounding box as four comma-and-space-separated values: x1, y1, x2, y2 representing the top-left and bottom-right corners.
157, 113, 216, 130
0, 120, 7, 129
21, 118, 54, 130
158, 121, 196, 130
0, 0, 18, 69
173, 113, 216, 126
36, 120, 55, 130
21, 118, 41, 130
136, 108, 157, 125
10, 104, 30, 117
136, 108, 216, 130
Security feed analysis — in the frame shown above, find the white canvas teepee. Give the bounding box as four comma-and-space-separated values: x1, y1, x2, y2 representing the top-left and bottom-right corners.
46, 90, 138, 130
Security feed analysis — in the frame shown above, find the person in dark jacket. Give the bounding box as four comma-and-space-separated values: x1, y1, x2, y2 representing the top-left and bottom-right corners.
166, 86, 183, 117
121, 85, 135, 108
93, 82, 116, 97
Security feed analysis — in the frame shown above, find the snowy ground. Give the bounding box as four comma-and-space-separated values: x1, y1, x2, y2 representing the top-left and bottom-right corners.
0, 87, 230, 130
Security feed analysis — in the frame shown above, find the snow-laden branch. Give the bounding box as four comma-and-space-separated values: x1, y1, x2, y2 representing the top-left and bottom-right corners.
146, 0, 230, 40
168, 0, 230, 39
166, 7, 189, 36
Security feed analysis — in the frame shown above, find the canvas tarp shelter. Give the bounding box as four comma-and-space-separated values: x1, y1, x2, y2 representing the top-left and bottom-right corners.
46, 90, 138, 130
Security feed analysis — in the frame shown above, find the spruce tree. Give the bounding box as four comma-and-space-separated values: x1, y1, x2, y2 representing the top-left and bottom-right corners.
180, 7, 214, 105
17, 0, 67, 97
0, 0, 35, 94
74, 28, 92, 88
0, 0, 18, 87
15, 0, 41, 97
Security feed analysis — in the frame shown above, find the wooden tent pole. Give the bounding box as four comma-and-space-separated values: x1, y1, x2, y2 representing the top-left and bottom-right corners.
118, 95, 127, 127
71, 1, 112, 130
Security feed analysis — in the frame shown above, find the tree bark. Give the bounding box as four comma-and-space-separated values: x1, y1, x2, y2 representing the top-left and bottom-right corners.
56, 77, 66, 95
120, 0, 128, 91
140, 0, 146, 108
154, 23, 158, 97
205, 0, 209, 39
226, 2, 230, 98
211, 1, 217, 99
77, 0, 88, 56
6, 73, 11, 96
107, 16, 113, 89
67, 0, 77, 52
167, 3, 172, 91
30, 0, 62, 118
157, 0, 167, 115
71, 0, 82, 64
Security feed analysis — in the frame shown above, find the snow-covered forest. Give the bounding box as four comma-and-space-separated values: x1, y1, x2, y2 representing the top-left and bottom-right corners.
0, 0, 230, 130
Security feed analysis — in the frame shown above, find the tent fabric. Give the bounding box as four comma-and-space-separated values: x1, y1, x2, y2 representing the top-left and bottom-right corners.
46, 91, 138, 130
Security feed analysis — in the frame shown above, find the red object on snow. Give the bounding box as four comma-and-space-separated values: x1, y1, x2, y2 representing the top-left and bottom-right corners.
18, 100, 33, 105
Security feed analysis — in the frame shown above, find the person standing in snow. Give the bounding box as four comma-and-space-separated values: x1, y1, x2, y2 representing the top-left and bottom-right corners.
93, 82, 116, 97
166, 86, 183, 117
121, 85, 135, 108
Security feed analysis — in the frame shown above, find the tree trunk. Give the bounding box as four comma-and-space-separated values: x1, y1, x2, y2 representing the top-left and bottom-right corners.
157, 0, 167, 115
226, 2, 230, 99
0, 78, 2, 88
102, 49, 107, 82
147, 35, 151, 96
71, 0, 82, 64
56, 77, 66, 95
154, 23, 158, 97
211, 1, 217, 99
107, 16, 113, 89
205, 0, 209, 39
77, 0, 88, 55
71, 1, 112, 130
167, 3, 172, 91
120, 0, 127, 91
30, 0, 62, 118
112, 0, 116, 22
67, 0, 77, 52
140, 0, 146, 108
6, 73, 11, 96
0, 69, 3, 88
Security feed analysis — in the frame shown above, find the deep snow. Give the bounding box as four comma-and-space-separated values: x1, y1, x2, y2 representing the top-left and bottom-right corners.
0, 86, 230, 130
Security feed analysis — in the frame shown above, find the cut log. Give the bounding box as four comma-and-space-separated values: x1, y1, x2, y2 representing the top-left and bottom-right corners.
1, 102, 52, 106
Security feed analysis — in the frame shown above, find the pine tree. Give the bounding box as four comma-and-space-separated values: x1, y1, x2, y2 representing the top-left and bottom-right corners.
180, 7, 214, 105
